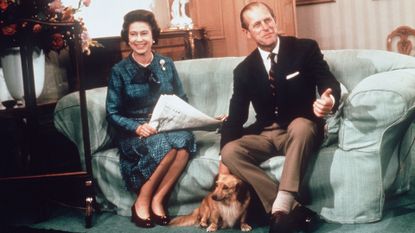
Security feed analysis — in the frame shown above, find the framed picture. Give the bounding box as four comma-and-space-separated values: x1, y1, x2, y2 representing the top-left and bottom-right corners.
296, 0, 335, 6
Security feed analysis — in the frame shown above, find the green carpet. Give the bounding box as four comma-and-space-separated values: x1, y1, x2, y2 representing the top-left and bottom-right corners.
0, 225, 74, 233
3, 180, 415, 233
25, 196, 415, 233
4, 157, 415, 233
4, 191, 415, 233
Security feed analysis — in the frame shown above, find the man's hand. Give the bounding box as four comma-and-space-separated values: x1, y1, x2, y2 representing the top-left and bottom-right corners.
313, 88, 334, 118
136, 123, 157, 138
215, 114, 228, 122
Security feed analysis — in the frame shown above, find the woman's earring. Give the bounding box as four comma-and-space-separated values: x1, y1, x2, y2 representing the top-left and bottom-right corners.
153, 40, 155, 44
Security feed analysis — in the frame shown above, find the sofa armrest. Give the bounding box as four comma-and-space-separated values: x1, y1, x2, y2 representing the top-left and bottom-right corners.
54, 87, 113, 169
338, 69, 415, 152
338, 68, 415, 197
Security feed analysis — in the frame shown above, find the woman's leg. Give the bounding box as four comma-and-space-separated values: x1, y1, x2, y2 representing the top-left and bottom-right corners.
151, 149, 189, 216
134, 149, 177, 219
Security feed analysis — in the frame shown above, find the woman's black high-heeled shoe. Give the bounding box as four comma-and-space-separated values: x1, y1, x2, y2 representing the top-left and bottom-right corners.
151, 211, 170, 226
131, 206, 155, 228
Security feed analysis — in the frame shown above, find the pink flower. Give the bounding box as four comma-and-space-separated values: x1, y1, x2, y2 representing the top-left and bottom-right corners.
1, 24, 16, 36
49, 0, 64, 13
0, 0, 9, 11
82, 0, 91, 7
61, 6, 75, 22
32, 24, 42, 33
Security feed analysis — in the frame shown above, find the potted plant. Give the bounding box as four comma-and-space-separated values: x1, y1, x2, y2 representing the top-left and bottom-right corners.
0, 0, 98, 107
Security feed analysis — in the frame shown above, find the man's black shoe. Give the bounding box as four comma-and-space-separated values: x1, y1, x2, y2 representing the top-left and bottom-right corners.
269, 211, 295, 233
290, 205, 323, 232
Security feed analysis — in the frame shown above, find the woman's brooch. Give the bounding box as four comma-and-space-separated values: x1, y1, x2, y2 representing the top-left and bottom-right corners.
160, 59, 166, 71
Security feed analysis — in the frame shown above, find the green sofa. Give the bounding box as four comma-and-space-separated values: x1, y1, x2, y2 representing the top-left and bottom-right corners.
54, 49, 415, 224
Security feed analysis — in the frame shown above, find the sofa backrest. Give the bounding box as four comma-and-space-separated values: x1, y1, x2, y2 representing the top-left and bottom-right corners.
173, 49, 415, 124
54, 49, 415, 167
174, 57, 244, 120
323, 49, 415, 91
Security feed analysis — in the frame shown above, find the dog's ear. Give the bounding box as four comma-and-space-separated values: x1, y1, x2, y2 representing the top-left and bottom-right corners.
213, 174, 219, 182
236, 181, 249, 203
210, 174, 220, 189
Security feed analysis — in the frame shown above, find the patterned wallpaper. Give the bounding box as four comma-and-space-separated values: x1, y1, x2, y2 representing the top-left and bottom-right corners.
296, 0, 415, 50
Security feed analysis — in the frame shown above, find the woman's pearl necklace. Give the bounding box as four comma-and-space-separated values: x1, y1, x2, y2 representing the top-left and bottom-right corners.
132, 52, 153, 67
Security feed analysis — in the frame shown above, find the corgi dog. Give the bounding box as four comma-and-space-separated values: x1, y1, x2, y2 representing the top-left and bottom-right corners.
169, 174, 252, 232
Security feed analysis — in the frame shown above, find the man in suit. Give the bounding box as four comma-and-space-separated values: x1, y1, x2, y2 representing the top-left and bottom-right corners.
219, 1, 341, 233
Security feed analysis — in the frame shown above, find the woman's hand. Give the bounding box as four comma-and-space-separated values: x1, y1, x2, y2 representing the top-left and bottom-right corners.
215, 114, 228, 122
136, 123, 157, 138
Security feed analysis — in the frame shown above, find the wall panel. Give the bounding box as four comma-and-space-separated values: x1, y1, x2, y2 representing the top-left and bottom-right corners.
297, 0, 415, 50
191, 0, 297, 57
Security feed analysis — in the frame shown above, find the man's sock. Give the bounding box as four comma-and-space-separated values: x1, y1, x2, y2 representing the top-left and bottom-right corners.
271, 191, 297, 214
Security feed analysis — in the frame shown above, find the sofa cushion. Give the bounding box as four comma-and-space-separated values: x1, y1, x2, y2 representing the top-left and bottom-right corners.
305, 145, 384, 223
91, 131, 222, 216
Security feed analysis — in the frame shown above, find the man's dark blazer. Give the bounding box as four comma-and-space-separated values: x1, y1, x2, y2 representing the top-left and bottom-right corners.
220, 36, 341, 149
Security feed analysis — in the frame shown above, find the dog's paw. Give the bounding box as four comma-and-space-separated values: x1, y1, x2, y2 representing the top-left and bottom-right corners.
206, 224, 218, 232
240, 223, 252, 232
200, 221, 208, 228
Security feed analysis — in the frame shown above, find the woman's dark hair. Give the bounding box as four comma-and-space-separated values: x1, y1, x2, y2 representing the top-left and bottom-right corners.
121, 9, 161, 44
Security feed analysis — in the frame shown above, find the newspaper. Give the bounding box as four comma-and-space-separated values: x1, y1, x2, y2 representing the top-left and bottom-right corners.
149, 94, 222, 132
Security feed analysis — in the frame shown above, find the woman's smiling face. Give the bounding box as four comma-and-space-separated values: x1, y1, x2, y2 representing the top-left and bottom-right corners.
128, 21, 153, 56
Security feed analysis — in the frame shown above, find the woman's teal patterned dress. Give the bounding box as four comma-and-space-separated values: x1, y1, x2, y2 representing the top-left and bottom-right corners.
106, 52, 196, 192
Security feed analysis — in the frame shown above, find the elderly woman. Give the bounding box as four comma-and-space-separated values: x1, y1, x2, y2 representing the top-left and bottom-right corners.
106, 9, 196, 228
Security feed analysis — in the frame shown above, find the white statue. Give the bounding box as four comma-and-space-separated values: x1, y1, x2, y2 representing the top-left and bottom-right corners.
170, 0, 193, 29
170, 0, 181, 28
180, 0, 193, 28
